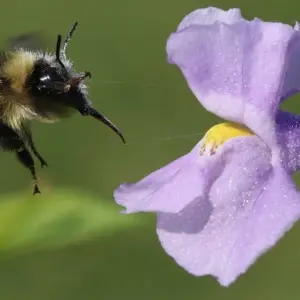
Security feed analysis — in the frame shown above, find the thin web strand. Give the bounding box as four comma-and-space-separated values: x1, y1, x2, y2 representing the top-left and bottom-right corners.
121, 132, 205, 147
87, 79, 204, 145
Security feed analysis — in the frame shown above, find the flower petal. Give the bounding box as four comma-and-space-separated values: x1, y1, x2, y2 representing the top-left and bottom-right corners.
177, 7, 243, 31
114, 141, 225, 214
276, 110, 300, 172
157, 137, 300, 286
280, 35, 300, 101
167, 8, 300, 151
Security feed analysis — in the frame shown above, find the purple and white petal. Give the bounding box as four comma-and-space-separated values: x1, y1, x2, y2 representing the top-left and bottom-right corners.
114, 141, 224, 214
157, 137, 300, 286
167, 8, 300, 151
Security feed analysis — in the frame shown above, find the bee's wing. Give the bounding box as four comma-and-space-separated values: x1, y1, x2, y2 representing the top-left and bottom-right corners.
7, 32, 45, 51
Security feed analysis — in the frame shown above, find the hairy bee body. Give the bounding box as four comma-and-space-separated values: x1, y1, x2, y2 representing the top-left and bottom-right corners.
0, 50, 77, 130
0, 23, 125, 194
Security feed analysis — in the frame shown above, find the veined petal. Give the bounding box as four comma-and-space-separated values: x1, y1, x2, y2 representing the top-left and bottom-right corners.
167, 7, 300, 152
157, 137, 300, 286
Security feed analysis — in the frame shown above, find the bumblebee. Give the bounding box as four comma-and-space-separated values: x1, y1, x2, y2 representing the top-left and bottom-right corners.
0, 22, 125, 195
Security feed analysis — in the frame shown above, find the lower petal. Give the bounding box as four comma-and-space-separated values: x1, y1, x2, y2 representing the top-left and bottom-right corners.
157, 167, 300, 286
114, 144, 223, 214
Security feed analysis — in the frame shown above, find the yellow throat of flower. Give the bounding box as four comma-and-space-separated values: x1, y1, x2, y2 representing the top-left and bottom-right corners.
200, 122, 254, 155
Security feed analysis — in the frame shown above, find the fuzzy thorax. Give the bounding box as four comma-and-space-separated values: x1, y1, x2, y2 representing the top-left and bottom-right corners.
0, 50, 37, 129
2, 50, 37, 92
0, 50, 74, 130
200, 122, 254, 155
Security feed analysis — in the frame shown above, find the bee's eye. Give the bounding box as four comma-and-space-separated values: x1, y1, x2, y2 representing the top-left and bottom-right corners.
37, 74, 53, 91
37, 72, 67, 94
39, 75, 51, 83
29, 60, 71, 94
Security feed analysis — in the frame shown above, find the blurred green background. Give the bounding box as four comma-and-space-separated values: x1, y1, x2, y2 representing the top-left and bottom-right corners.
0, 0, 300, 299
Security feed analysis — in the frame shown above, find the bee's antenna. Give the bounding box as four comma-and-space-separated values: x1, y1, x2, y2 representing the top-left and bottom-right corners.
55, 34, 65, 69
61, 21, 78, 61
56, 34, 62, 61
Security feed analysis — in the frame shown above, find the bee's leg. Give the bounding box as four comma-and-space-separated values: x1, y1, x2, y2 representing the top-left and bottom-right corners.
0, 122, 41, 194
27, 135, 48, 168
21, 126, 48, 168
16, 148, 40, 195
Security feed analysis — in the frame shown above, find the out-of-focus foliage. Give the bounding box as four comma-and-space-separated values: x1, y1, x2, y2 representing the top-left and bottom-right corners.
0, 190, 143, 255
0, 0, 300, 299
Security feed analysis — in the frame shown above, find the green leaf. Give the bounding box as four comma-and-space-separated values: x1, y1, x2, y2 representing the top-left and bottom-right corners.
0, 189, 142, 255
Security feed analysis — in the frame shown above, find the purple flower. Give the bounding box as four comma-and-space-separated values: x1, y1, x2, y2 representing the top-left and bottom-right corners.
113, 7, 300, 286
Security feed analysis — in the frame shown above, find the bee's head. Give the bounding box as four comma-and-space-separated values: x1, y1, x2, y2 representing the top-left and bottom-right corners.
27, 22, 125, 144
27, 23, 92, 111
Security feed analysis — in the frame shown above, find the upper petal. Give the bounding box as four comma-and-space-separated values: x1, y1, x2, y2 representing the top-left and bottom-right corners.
167, 7, 300, 151
157, 137, 300, 286
177, 7, 243, 30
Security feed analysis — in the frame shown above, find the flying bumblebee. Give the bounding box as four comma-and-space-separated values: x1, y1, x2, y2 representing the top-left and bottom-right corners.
0, 22, 126, 195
